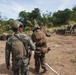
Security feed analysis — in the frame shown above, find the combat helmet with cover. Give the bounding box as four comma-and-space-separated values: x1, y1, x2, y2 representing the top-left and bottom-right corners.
12, 20, 23, 28
33, 24, 41, 32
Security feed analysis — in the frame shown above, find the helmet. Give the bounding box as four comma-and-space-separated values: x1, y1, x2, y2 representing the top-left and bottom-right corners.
35, 24, 40, 29
33, 24, 41, 31
12, 20, 23, 28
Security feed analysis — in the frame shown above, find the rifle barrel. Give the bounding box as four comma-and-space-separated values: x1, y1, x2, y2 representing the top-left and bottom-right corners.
45, 63, 60, 75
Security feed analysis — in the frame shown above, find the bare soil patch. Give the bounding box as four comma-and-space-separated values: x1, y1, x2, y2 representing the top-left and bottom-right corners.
0, 34, 76, 75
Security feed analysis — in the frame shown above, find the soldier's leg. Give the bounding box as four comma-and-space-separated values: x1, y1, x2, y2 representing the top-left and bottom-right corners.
34, 53, 40, 73
12, 61, 19, 75
13, 68, 19, 75
40, 54, 47, 72
21, 65, 29, 75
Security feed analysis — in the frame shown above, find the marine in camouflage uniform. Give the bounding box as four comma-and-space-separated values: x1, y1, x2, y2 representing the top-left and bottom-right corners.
32, 25, 47, 73
5, 20, 35, 75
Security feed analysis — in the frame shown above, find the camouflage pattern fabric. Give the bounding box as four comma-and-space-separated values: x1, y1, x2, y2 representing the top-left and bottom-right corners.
5, 32, 35, 75
32, 29, 47, 73
32, 29, 47, 46
34, 48, 47, 73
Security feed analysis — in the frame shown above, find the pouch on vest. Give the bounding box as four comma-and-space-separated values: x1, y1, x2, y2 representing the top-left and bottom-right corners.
22, 57, 29, 66
35, 47, 42, 56
41, 47, 51, 53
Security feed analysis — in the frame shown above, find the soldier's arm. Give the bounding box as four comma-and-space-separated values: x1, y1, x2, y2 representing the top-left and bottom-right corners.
28, 36, 36, 51
21, 34, 36, 51
31, 33, 35, 42
5, 39, 11, 68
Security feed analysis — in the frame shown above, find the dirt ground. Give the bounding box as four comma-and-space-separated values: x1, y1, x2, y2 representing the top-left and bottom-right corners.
0, 34, 76, 75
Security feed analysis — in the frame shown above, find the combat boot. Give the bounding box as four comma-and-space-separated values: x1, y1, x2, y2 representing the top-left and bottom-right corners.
41, 68, 48, 74
34, 68, 39, 74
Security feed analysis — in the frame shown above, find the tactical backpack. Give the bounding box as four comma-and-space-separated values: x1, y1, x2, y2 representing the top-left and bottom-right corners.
32, 29, 50, 53
11, 35, 29, 66
32, 29, 47, 46
11, 36, 26, 60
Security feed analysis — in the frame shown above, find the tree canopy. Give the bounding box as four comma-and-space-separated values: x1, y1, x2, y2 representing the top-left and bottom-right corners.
0, 5, 76, 32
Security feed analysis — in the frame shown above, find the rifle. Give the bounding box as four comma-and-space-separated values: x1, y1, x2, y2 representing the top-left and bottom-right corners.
45, 63, 60, 75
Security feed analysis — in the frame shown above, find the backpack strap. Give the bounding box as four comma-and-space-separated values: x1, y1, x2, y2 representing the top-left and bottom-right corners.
14, 34, 29, 57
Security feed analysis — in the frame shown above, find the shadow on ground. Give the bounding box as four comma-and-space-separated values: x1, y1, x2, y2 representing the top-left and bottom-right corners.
0, 63, 13, 75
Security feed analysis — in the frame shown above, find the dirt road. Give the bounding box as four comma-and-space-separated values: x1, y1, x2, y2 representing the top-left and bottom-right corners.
0, 34, 76, 75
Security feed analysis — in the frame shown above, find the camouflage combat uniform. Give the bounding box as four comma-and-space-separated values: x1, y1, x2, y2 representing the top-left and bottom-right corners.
5, 32, 35, 75
34, 43, 47, 73
32, 26, 47, 73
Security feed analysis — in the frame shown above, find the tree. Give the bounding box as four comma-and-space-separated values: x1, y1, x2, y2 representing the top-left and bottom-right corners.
31, 8, 41, 20
7, 19, 14, 25
19, 11, 30, 27
72, 5, 76, 11
0, 12, 1, 20
52, 8, 71, 26
71, 6, 76, 21
19, 10, 28, 19
30, 8, 42, 25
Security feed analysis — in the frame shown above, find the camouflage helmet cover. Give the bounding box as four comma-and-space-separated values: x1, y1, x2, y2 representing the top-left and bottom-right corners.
12, 20, 23, 28
33, 24, 41, 31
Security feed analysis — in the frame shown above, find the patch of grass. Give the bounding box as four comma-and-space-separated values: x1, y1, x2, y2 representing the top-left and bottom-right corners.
70, 59, 76, 63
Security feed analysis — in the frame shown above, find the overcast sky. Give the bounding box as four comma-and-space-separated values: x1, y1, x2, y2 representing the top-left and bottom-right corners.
0, 0, 76, 19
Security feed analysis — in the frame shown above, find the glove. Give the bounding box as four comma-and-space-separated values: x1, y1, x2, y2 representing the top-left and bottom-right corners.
28, 51, 32, 65
29, 51, 32, 58
6, 64, 10, 70
47, 47, 51, 53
